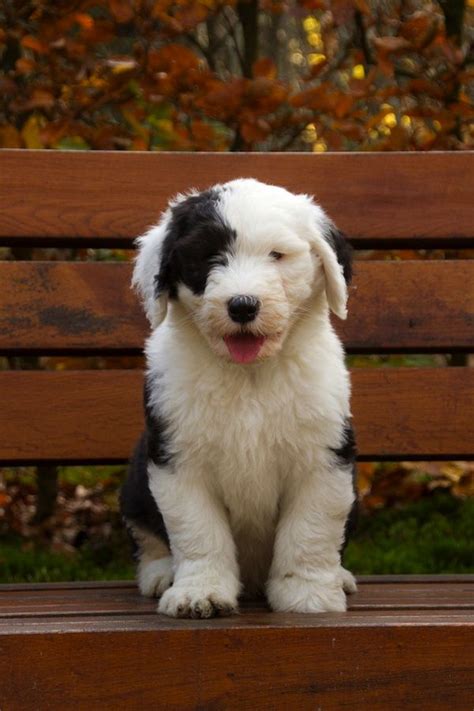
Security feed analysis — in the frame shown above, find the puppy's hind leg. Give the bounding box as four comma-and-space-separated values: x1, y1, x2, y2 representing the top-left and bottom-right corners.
128, 524, 174, 598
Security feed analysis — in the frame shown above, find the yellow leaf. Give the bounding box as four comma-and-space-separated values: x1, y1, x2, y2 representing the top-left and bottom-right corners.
21, 115, 43, 148
352, 64, 365, 79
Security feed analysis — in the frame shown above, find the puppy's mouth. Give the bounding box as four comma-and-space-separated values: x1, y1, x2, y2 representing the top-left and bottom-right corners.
223, 333, 266, 364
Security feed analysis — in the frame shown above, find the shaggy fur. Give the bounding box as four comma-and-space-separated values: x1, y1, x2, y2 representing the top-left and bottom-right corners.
120, 178, 357, 618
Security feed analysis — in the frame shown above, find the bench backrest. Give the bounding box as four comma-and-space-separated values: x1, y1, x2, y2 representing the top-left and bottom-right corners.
0, 150, 473, 464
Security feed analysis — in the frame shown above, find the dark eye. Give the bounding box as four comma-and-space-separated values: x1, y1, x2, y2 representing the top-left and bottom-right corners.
270, 251, 284, 260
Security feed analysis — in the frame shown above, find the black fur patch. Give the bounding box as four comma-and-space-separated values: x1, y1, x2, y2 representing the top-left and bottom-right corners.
331, 419, 358, 552
327, 225, 353, 284
333, 420, 357, 464
119, 377, 172, 546
144, 379, 172, 467
155, 189, 236, 298
120, 432, 170, 546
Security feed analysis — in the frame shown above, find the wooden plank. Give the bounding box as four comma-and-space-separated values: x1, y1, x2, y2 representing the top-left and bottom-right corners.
1, 151, 473, 245
0, 260, 473, 353
0, 581, 473, 618
0, 574, 472, 592
345, 260, 474, 352
0, 262, 146, 353
0, 368, 472, 462
1, 608, 473, 634
1, 622, 473, 709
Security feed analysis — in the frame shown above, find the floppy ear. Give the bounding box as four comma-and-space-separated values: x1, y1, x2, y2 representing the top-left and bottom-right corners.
307, 206, 352, 320
132, 212, 172, 329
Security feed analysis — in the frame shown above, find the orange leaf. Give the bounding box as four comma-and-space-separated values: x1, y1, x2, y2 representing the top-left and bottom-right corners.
334, 94, 354, 119
354, 0, 370, 13
373, 36, 411, 76
15, 58, 35, 74
29, 88, 55, 109
74, 12, 95, 30
240, 119, 270, 144
400, 12, 437, 49
109, 0, 134, 23
0, 125, 22, 148
252, 58, 277, 80
21, 35, 49, 54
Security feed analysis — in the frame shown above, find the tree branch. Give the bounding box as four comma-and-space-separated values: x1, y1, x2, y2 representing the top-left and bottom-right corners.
236, 0, 259, 78
439, 0, 466, 44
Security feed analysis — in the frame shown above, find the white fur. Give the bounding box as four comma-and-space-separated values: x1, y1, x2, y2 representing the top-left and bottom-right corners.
133, 178, 356, 616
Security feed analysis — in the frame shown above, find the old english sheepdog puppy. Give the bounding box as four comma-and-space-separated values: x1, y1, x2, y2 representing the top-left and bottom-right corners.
120, 178, 357, 618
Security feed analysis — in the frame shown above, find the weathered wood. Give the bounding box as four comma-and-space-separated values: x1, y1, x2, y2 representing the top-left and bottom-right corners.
0, 261, 145, 353
1, 260, 473, 353
0, 368, 472, 462
1, 150, 473, 245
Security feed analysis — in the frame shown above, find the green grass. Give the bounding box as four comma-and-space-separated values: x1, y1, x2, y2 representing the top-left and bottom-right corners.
345, 494, 474, 574
0, 494, 472, 583
0, 531, 135, 584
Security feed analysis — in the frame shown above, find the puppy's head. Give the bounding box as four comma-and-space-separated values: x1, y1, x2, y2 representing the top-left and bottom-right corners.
133, 179, 352, 364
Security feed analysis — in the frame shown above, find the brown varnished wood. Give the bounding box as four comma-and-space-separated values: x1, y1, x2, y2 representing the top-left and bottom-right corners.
1, 260, 473, 353
1, 574, 473, 592
1, 150, 473, 245
0, 580, 473, 617
0, 368, 472, 462
0, 261, 146, 353
1, 621, 473, 709
1, 608, 472, 634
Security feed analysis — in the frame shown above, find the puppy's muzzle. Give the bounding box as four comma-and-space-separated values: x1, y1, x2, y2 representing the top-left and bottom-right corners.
227, 295, 260, 324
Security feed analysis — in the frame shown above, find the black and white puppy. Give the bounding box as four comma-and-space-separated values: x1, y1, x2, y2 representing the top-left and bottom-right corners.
120, 178, 357, 618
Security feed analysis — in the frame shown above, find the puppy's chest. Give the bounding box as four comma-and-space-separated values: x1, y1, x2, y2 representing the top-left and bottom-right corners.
173, 384, 303, 517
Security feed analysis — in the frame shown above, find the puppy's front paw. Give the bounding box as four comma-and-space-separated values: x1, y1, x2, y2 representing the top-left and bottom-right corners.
158, 580, 238, 619
267, 574, 347, 613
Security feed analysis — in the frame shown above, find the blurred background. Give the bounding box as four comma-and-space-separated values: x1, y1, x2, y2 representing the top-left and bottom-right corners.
0, 0, 473, 582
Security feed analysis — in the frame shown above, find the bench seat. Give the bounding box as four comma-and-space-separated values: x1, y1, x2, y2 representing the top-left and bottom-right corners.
1, 576, 473, 709
1, 150, 473, 708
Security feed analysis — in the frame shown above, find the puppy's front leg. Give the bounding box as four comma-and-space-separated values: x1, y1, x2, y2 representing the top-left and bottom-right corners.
267, 465, 355, 613
148, 464, 240, 618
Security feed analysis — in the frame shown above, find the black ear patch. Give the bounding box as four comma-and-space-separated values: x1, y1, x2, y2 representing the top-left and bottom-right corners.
155, 188, 236, 298
327, 225, 353, 284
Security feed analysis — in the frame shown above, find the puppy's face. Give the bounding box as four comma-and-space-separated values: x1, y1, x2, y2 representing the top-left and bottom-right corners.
134, 179, 351, 364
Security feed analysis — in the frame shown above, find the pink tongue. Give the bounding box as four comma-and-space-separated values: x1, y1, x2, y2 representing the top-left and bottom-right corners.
224, 334, 265, 364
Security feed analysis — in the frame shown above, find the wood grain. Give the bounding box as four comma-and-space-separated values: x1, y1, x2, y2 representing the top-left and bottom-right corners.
1, 619, 473, 709
1, 260, 473, 353
1, 580, 473, 617
0, 368, 472, 462
1, 150, 473, 245
1, 574, 472, 592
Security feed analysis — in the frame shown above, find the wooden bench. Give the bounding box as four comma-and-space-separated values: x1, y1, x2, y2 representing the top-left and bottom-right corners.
0, 150, 473, 709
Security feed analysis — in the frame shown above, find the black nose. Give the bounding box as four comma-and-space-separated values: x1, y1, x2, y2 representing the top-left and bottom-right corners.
227, 295, 260, 323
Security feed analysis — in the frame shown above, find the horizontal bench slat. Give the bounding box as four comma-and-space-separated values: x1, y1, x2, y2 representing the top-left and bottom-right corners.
1, 260, 472, 353
2, 575, 472, 591
1, 580, 473, 617
1, 609, 473, 710
1, 151, 473, 246
0, 368, 472, 462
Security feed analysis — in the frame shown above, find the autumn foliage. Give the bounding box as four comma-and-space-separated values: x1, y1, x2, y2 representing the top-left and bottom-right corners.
0, 0, 472, 152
